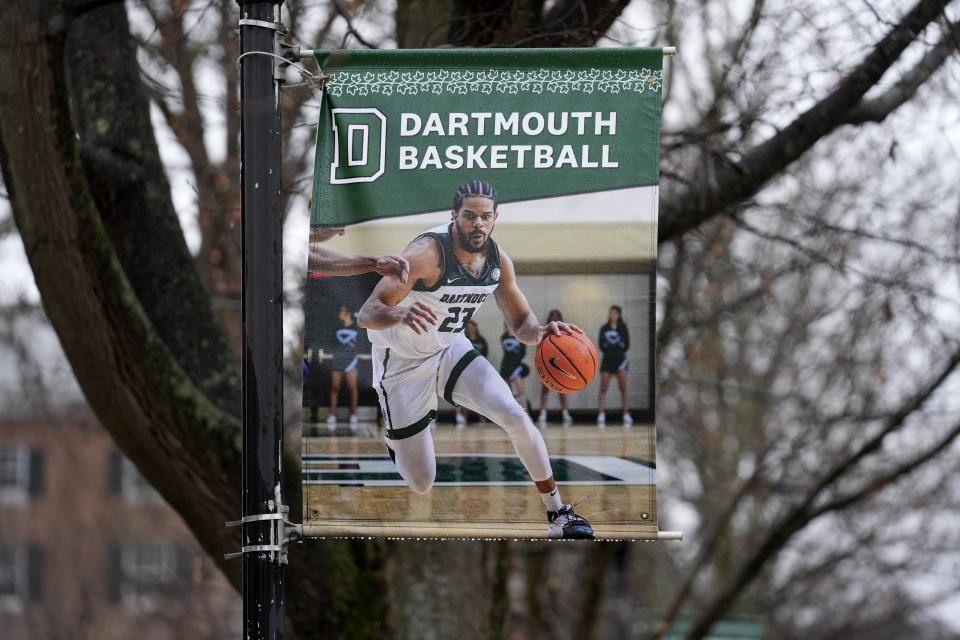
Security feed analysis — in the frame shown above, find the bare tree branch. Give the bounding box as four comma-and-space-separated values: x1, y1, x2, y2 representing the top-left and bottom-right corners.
809, 416, 960, 517
679, 343, 960, 640
533, 0, 632, 47
659, 0, 956, 242
845, 19, 960, 124
649, 471, 763, 639
332, 0, 379, 49
700, 0, 767, 129
732, 215, 957, 305
790, 211, 960, 264
447, 0, 630, 47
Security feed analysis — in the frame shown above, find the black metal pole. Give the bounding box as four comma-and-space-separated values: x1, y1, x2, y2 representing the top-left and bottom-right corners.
237, 1, 285, 638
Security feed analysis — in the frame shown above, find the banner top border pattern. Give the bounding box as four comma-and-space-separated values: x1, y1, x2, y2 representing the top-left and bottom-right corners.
326, 68, 664, 97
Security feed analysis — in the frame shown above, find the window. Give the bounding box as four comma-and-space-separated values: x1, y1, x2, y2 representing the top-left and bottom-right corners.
108, 542, 189, 613
0, 545, 44, 613
107, 450, 162, 505
0, 546, 25, 612
0, 444, 43, 506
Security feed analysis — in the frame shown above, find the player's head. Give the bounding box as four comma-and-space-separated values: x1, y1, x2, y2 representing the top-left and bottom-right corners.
451, 180, 498, 253
453, 179, 498, 211
339, 305, 354, 324
608, 305, 622, 324
547, 309, 563, 323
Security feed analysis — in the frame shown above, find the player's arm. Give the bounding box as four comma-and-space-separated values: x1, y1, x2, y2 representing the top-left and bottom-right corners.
309, 246, 410, 281
494, 250, 583, 345
310, 225, 346, 243
309, 225, 410, 281
357, 236, 441, 334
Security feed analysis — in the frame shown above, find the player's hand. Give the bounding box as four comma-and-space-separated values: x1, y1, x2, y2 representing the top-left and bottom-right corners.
537, 321, 583, 343
376, 255, 410, 283
397, 302, 438, 335
310, 225, 346, 243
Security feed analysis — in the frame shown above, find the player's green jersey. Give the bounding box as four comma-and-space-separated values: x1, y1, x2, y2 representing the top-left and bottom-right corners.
368, 223, 501, 358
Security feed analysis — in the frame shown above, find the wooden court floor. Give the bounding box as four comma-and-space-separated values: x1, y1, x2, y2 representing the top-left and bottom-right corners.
302, 419, 658, 539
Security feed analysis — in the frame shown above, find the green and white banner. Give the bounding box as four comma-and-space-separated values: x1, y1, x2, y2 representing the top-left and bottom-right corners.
310, 48, 662, 226
304, 48, 663, 540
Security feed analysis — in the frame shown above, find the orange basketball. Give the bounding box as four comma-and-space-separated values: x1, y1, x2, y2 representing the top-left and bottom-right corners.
535, 332, 599, 394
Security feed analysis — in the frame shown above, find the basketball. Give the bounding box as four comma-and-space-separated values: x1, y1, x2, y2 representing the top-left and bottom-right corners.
535, 332, 599, 394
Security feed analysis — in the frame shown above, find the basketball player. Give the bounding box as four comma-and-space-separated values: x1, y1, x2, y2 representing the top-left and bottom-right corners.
465, 320, 489, 357
537, 309, 572, 426
303, 223, 408, 423
327, 305, 360, 430
499, 322, 531, 415
596, 305, 631, 426
357, 180, 594, 539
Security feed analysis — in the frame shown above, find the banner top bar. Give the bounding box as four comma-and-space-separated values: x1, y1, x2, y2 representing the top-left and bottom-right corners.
298, 46, 677, 60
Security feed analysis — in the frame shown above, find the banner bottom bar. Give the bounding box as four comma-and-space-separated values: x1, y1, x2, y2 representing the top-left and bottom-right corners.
302, 521, 678, 540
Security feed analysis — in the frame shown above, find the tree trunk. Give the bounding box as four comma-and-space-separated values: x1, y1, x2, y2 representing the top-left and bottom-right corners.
64, 1, 240, 415
396, 0, 455, 48
0, 2, 389, 638
385, 541, 510, 640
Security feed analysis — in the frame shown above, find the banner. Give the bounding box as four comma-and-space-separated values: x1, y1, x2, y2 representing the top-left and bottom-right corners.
303, 48, 662, 539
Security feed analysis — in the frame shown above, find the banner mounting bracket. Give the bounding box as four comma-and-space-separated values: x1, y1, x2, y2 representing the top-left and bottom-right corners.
224, 505, 303, 563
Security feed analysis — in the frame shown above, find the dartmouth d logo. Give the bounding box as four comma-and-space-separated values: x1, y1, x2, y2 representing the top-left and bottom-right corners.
329, 108, 386, 184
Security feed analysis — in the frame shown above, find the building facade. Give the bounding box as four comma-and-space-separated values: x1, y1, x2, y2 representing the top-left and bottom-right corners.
0, 407, 240, 639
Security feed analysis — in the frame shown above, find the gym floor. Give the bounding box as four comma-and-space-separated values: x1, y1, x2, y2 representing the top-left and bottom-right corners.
302, 418, 658, 539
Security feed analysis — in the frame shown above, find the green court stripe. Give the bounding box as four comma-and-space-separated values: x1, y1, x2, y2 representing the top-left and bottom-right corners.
444, 349, 481, 405
386, 410, 437, 440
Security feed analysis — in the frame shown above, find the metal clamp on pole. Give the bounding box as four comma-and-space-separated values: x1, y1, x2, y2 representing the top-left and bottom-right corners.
235, 29, 318, 87
237, 18, 288, 81
224, 505, 304, 564
238, 18, 287, 33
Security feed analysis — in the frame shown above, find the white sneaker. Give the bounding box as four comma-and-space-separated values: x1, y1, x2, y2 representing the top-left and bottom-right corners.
623, 413, 633, 427
326, 414, 337, 431
349, 414, 359, 430
562, 409, 572, 425
455, 412, 466, 427
547, 503, 595, 539
597, 412, 606, 427
537, 410, 547, 426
